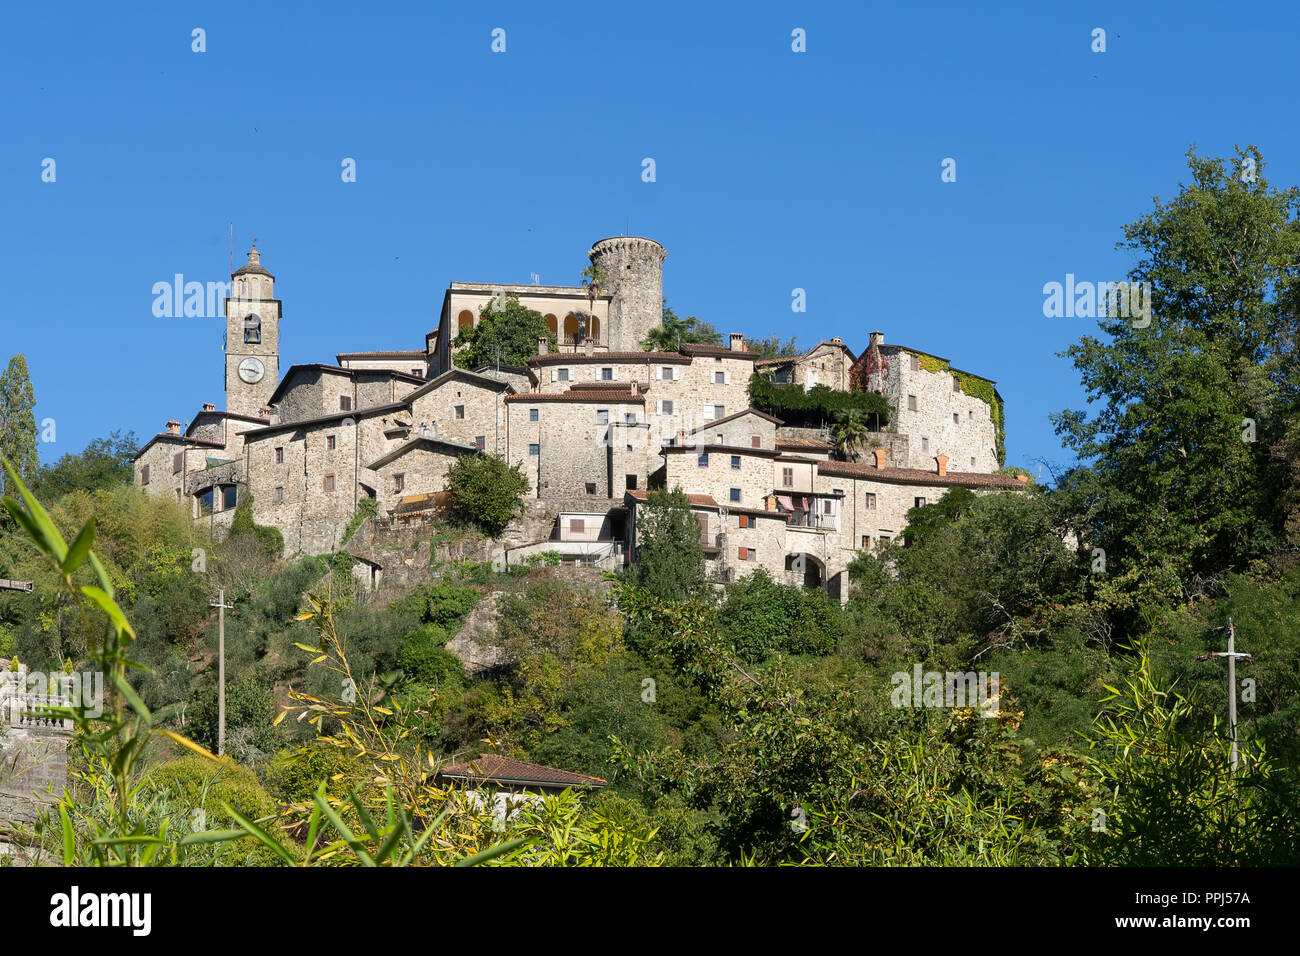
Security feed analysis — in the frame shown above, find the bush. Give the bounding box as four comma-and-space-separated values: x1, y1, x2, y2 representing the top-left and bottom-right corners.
264, 743, 367, 804
444, 454, 530, 537
718, 567, 840, 662
398, 622, 464, 686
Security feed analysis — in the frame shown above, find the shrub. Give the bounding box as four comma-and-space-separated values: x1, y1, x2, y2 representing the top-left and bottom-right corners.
445, 454, 530, 537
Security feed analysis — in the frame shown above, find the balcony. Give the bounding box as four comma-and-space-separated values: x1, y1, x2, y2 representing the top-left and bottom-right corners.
785, 511, 837, 531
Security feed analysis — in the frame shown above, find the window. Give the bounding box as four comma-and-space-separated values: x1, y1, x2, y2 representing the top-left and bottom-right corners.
739, 515, 756, 529
823, 498, 834, 514
698, 453, 709, 467
274, 486, 284, 504
660, 367, 675, 381
751, 435, 761, 448
731, 455, 741, 470
921, 437, 929, 452
198, 488, 213, 515
970, 456, 976, 467
173, 452, 183, 474
556, 368, 571, 382
275, 446, 284, 464
221, 485, 237, 511
729, 488, 741, 502
909, 353, 919, 372
475, 436, 485, 450
660, 400, 674, 415
716, 433, 723, 443
861, 535, 870, 548
915, 496, 927, 508
455, 405, 465, 419
737, 547, 755, 561
585, 482, 597, 495
411, 368, 422, 377
340, 395, 352, 411
782, 467, 793, 487
141, 464, 150, 485
712, 404, 725, 419
953, 376, 961, 392
907, 394, 918, 411
529, 408, 539, 422
394, 473, 405, 493
243, 314, 261, 344
601, 367, 614, 380
458, 309, 474, 334
713, 371, 725, 384
569, 518, 585, 534
968, 410, 973, 419
879, 535, 892, 549
324, 474, 336, 492
529, 443, 540, 456
865, 492, 877, 509
596, 409, 609, 425
625, 412, 637, 424
626, 474, 637, 490
953, 413, 960, 424
327, 435, 337, 451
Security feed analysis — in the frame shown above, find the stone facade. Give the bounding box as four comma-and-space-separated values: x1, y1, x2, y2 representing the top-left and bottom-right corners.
132, 237, 1021, 597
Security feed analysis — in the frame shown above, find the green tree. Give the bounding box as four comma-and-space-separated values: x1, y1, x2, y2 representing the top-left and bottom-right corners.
444, 453, 530, 537
0, 355, 39, 495
747, 335, 801, 360
453, 294, 556, 368
641, 300, 721, 350
28, 430, 137, 500
1052, 146, 1300, 615
829, 408, 872, 462
633, 487, 705, 602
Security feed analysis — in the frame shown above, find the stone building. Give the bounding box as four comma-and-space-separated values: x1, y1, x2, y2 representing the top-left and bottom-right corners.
132, 236, 1020, 594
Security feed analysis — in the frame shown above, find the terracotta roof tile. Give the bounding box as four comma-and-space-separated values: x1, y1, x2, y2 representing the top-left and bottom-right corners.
816, 460, 1027, 488
438, 754, 605, 788
504, 388, 643, 403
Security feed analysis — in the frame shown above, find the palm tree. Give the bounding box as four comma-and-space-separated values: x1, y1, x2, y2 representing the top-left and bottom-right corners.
830, 408, 872, 462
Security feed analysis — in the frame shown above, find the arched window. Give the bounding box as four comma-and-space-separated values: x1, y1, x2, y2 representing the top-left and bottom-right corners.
563, 313, 583, 344
243, 314, 261, 344
544, 314, 558, 336
458, 309, 474, 335
587, 316, 600, 342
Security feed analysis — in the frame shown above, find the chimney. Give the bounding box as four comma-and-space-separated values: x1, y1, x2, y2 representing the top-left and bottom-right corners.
869, 330, 884, 348
1015, 473, 1029, 484
729, 332, 745, 352
631, 380, 640, 396
935, 454, 948, 477
873, 448, 887, 469
585, 336, 594, 357
537, 336, 548, 355
165, 420, 181, 436
202, 402, 216, 412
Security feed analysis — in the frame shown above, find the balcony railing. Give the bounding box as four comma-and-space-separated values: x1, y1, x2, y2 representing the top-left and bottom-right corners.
785, 511, 837, 530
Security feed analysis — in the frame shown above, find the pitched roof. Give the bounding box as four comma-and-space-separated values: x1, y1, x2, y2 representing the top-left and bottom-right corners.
336, 350, 426, 360
268, 364, 425, 407
437, 754, 606, 789
815, 460, 1027, 489
134, 433, 226, 459
878, 343, 997, 385
686, 408, 783, 433
366, 435, 481, 470
238, 401, 409, 438
678, 343, 759, 361
402, 366, 515, 404
528, 351, 690, 367
754, 339, 858, 367
184, 409, 269, 436
504, 387, 644, 403
624, 489, 719, 507
775, 437, 831, 451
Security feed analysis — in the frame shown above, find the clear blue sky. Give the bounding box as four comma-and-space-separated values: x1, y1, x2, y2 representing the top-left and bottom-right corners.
4, 0, 1297, 480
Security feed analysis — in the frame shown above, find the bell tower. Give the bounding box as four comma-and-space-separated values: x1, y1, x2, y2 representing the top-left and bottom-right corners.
224, 243, 281, 418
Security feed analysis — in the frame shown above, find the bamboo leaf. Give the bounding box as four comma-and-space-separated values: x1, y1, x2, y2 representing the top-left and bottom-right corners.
154, 728, 221, 762
61, 518, 95, 576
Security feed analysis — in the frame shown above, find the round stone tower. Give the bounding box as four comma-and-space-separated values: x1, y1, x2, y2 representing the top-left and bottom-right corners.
588, 236, 666, 352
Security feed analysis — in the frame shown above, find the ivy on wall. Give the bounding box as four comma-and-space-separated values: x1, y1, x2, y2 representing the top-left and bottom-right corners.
912, 353, 1006, 465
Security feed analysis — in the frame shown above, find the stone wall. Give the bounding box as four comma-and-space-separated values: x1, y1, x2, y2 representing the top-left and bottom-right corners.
589, 237, 666, 352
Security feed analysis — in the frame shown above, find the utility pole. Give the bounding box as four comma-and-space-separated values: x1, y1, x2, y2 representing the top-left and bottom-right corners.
210, 589, 233, 756
1196, 617, 1254, 775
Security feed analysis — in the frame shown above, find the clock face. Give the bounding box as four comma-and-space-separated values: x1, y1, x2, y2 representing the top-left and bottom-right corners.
238, 357, 265, 383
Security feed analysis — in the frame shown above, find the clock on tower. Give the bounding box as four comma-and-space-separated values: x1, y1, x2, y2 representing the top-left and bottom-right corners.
224, 243, 281, 419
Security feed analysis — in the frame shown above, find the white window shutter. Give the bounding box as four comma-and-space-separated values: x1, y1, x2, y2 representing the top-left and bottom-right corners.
550, 369, 557, 382
703, 406, 714, 420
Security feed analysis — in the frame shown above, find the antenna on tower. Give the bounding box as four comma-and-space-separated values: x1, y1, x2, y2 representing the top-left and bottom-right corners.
229, 222, 233, 276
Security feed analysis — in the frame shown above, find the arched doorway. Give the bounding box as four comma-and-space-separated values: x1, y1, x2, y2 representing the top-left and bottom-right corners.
784, 552, 824, 589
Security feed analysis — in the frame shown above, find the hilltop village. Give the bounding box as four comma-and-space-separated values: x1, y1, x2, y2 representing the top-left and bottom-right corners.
132, 236, 1025, 599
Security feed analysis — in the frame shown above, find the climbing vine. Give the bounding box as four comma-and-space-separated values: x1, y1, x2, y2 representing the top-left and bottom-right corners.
911, 352, 1006, 465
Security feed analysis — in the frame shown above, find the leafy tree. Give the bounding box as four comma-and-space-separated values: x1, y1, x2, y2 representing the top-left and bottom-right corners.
633, 487, 705, 602
444, 453, 530, 537
453, 294, 556, 368
749, 374, 890, 429
0, 355, 39, 495
641, 300, 721, 350
717, 566, 840, 662
1052, 146, 1300, 616
28, 430, 137, 499
748, 335, 801, 360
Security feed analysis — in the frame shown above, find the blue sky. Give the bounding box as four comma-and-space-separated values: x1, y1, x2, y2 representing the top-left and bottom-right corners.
4, 0, 1298, 480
